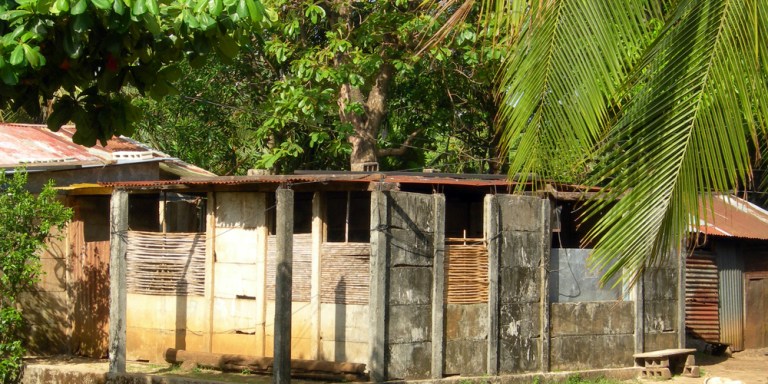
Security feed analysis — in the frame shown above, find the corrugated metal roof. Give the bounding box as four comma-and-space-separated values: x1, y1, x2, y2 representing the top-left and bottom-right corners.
0, 123, 214, 177
0, 123, 103, 166
101, 172, 522, 189
696, 195, 768, 240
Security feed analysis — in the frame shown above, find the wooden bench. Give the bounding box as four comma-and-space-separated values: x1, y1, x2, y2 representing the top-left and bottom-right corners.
633, 348, 699, 380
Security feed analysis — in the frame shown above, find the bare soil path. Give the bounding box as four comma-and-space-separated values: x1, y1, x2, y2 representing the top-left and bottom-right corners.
663, 348, 768, 384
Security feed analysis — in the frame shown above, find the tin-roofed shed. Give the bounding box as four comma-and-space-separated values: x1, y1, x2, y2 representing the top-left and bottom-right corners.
95, 173, 683, 381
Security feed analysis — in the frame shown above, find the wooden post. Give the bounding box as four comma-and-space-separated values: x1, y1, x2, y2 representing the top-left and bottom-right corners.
273, 188, 294, 384
109, 189, 128, 374
369, 191, 388, 382
204, 192, 216, 353
431, 194, 446, 379
484, 195, 499, 376
310, 192, 324, 360
539, 198, 552, 373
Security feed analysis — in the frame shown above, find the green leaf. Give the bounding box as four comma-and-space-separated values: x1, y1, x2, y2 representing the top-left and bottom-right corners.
0, 67, 19, 85
52, 0, 69, 13
236, 0, 247, 21
47, 98, 75, 130
131, 0, 146, 16
209, 0, 222, 16
63, 31, 83, 58
145, 0, 157, 15
9, 44, 25, 66
90, 0, 111, 10
216, 33, 238, 59
70, 0, 87, 14
72, 13, 92, 32
244, 0, 262, 22
113, 0, 125, 14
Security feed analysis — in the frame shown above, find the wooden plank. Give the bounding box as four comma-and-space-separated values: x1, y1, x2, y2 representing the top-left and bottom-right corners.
431, 194, 445, 379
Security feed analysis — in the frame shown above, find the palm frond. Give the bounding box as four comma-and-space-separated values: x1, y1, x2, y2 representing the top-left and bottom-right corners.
585, 0, 768, 284
496, 0, 656, 187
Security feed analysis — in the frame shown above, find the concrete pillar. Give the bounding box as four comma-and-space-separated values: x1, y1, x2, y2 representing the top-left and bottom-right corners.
369, 191, 388, 382
204, 192, 216, 353
634, 276, 645, 354
273, 188, 294, 384
431, 194, 446, 379
539, 199, 552, 372
484, 195, 499, 376
108, 189, 128, 374
310, 192, 324, 359
676, 248, 686, 348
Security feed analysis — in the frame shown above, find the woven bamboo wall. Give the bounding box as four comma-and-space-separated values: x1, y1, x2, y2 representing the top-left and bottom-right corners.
321, 242, 370, 305
266, 234, 312, 302
446, 238, 488, 304
126, 231, 206, 296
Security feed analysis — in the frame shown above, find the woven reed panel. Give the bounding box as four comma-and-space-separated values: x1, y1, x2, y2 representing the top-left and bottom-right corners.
320, 243, 370, 305
266, 234, 312, 302
446, 238, 488, 304
126, 231, 206, 296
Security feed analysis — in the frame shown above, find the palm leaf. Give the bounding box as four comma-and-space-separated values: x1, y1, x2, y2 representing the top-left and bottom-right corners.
496, 0, 658, 187
585, 0, 768, 284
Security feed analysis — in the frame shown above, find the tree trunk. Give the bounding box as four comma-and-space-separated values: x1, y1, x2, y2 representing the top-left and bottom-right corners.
338, 63, 394, 171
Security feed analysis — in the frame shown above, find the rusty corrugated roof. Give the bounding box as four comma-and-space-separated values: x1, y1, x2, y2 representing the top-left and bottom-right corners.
0, 123, 214, 177
696, 195, 768, 240
101, 172, 522, 189
0, 123, 103, 166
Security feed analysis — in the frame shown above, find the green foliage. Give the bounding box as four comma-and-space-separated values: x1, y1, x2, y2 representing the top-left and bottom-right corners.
0, 0, 268, 146
470, 0, 768, 284
133, 0, 505, 174
0, 170, 71, 383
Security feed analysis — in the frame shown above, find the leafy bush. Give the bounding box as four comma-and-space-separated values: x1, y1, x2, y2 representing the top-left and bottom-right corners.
0, 170, 71, 383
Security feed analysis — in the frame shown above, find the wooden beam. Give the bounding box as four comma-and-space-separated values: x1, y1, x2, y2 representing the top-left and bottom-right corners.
109, 189, 128, 373
273, 188, 294, 384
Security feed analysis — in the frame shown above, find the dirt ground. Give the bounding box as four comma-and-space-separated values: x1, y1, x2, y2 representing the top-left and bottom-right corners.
662, 348, 768, 384
23, 348, 768, 383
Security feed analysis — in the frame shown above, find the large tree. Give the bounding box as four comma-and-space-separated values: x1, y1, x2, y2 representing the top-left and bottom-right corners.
448, 0, 768, 283
0, 0, 267, 144
133, 0, 505, 174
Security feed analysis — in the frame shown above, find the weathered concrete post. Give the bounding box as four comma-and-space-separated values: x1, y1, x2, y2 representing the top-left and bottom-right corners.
369, 190, 388, 382
676, 248, 686, 348
539, 198, 552, 372
274, 188, 294, 384
484, 195, 499, 376
109, 189, 128, 374
431, 194, 446, 379
310, 192, 324, 359
634, 277, 645, 354
204, 192, 216, 353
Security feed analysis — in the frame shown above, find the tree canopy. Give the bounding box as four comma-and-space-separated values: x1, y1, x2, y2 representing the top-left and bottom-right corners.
0, 0, 268, 145
133, 0, 506, 174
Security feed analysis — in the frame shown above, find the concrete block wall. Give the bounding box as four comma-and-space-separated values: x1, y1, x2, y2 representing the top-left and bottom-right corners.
494, 195, 549, 374
549, 301, 635, 370
642, 254, 681, 351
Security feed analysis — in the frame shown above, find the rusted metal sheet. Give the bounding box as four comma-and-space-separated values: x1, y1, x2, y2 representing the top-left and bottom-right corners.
685, 251, 719, 343
68, 209, 110, 358
717, 246, 744, 351
696, 195, 768, 240
0, 123, 101, 166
